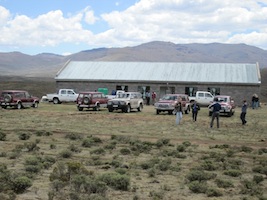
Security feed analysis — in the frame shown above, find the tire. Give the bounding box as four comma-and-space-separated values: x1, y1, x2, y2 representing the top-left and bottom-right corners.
53, 98, 60, 104
17, 102, 22, 109
33, 102, 39, 108
4, 94, 12, 103
209, 111, 212, 116
228, 110, 233, 117
168, 111, 172, 115
125, 105, 131, 113
77, 106, 83, 111
1, 106, 7, 109
156, 110, 160, 115
108, 108, 113, 112
94, 104, 100, 111
137, 104, 143, 112
84, 97, 89, 104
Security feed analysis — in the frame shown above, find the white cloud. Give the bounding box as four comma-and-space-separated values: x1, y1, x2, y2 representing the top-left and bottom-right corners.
82, 6, 98, 25
0, 8, 95, 47
0, 6, 10, 25
97, 0, 267, 49
0, 0, 267, 54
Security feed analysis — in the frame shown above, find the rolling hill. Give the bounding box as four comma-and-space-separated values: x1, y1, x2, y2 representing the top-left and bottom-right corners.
0, 41, 267, 77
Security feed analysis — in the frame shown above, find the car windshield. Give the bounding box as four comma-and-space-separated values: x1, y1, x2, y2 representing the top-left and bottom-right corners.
161, 95, 177, 100
217, 97, 227, 102
117, 93, 130, 98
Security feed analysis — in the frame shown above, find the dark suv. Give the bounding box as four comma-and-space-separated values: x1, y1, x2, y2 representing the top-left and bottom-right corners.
76, 91, 108, 111
0, 90, 39, 109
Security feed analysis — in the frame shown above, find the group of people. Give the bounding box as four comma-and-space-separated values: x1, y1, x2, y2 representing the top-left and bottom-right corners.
145, 91, 157, 105
251, 94, 259, 109
173, 98, 249, 127
173, 100, 200, 125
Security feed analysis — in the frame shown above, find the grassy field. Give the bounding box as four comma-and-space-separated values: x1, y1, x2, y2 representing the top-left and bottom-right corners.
0, 103, 267, 200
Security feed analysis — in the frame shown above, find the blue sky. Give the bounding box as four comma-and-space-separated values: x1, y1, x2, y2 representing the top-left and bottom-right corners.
0, 0, 267, 55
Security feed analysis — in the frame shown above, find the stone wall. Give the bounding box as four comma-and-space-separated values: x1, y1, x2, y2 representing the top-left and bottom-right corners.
57, 81, 260, 106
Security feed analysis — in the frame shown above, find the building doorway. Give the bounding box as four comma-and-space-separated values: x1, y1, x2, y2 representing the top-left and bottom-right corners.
159, 86, 175, 98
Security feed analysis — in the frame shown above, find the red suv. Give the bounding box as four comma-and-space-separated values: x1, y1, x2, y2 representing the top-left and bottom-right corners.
208, 95, 235, 117
154, 94, 190, 115
76, 91, 108, 111
0, 90, 39, 109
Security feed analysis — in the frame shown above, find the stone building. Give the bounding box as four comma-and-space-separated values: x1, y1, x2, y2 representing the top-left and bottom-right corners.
55, 61, 261, 105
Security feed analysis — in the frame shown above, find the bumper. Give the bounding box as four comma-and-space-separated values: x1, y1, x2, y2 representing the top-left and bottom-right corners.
107, 104, 127, 110
77, 104, 95, 108
155, 107, 173, 111
1, 102, 17, 107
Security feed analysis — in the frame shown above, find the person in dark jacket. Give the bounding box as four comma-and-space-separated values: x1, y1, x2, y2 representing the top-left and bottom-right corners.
240, 100, 248, 125
191, 100, 200, 121
209, 98, 221, 128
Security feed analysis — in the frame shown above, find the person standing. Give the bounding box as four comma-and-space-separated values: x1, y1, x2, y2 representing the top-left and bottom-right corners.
174, 101, 183, 125
151, 91, 157, 105
240, 100, 248, 125
145, 91, 151, 105
251, 94, 256, 109
191, 100, 200, 121
209, 98, 221, 128
254, 94, 259, 109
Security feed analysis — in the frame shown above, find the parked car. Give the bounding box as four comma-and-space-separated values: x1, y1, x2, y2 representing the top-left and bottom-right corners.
188, 91, 214, 106
107, 92, 144, 113
105, 90, 125, 99
208, 95, 235, 117
46, 89, 78, 104
0, 90, 39, 109
154, 94, 190, 115
76, 91, 108, 111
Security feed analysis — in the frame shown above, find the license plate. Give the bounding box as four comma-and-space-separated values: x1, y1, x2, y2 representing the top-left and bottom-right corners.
113, 105, 118, 108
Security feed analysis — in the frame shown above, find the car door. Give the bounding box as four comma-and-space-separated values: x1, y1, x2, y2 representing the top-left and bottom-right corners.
196, 92, 204, 104
67, 90, 76, 102
59, 89, 67, 101
128, 93, 134, 108
99, 93, 108, 107
205, 93, 214, 105
20, 92, 30, 107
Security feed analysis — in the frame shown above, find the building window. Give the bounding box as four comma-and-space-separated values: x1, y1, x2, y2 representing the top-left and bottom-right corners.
208, 87, 220, 95
116, 85, 128, 92
185, 87, 198, 97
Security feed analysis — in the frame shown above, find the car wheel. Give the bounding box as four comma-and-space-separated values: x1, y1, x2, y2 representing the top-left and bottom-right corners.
168, 111, 172, 115
17, 102, 22, 109
108, 108, 113, 112
156, 110, 160, 115
77, 106, 83, 111
94, 104, 100, 111
1, 106, 7, 109
53, 98, 60, 104
228, 110, 233, 117
209, 111, 212, 116
125, 105, 131, 113
137, 104, 143, 112
33, 102, 39, 108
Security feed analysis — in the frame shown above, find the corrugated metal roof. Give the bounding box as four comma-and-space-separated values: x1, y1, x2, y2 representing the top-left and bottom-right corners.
55, 61, 261, 84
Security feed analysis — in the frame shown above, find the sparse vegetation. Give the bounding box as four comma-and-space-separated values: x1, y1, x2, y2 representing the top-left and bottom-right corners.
0, 102, 267, 199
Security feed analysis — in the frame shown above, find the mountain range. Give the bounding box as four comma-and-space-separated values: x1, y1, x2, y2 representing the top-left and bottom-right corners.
1, 41, 267, 77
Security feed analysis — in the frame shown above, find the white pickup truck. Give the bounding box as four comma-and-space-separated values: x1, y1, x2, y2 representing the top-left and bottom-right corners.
46, 89, 79, 104
189, 91, 214, 106
105, 90, 125, 99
